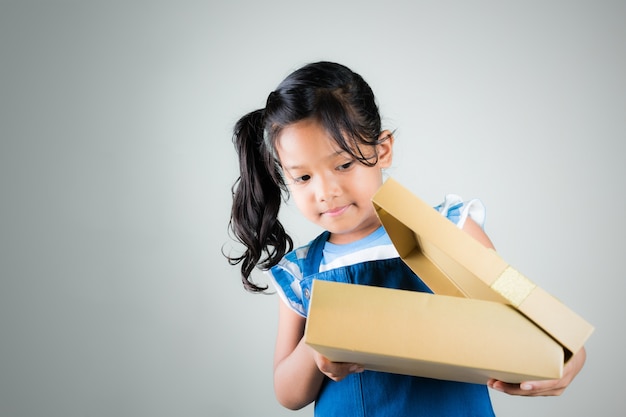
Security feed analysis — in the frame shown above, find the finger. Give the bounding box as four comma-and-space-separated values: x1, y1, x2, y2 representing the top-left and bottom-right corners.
349, 364, 365, 372
488, 379, 564, 397
320, 362, 364, 382
327, 366, 364, 382
517, 380, 566, 396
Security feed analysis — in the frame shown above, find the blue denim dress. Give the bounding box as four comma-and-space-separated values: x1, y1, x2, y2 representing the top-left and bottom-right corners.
301, 231, 495, 417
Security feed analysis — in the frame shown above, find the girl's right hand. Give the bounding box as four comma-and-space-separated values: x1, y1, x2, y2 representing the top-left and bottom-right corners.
312, 350, 364, 382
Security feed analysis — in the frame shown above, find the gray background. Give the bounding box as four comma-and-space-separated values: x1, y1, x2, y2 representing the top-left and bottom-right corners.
1, 1, 624, 416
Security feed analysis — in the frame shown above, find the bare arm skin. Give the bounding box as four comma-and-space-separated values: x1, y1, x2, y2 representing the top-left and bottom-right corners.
273, 300, 324, 410
461, 217, 496, 250
462, 217, 587, 396
273, 298, 363, 409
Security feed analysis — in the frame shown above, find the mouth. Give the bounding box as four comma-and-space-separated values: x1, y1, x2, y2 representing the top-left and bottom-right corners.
323, 205, 350, 217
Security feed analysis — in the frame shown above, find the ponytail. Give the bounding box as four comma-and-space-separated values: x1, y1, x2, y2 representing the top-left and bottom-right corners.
227, 109, 293, 292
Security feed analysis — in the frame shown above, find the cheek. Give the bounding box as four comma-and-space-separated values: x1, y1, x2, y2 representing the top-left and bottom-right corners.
290, 189, 315, 214
354, 171, 384, 198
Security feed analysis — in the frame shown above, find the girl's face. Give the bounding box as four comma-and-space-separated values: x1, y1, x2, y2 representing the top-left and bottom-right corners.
276, 119, 393, 245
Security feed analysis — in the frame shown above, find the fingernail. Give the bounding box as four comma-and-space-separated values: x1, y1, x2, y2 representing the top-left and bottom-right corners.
521, 383, 533, 390
491, 383, 503, 392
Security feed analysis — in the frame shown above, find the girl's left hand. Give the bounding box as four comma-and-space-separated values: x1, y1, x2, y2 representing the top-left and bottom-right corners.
488, 346, 586, 396
312, 349, 364, 382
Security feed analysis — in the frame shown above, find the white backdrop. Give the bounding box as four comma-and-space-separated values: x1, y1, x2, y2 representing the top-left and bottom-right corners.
1, 1, 624, 416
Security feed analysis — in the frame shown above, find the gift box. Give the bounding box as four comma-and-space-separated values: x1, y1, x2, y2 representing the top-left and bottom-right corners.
370, 177, 594, 357
305, 280, 564, 384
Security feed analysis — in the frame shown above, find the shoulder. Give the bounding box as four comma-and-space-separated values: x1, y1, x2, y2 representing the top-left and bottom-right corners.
434, 194, 486, 229
265, 237, 317, 317
435, 194, 494, 249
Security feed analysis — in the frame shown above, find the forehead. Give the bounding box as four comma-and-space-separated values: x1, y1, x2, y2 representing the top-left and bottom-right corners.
275, 120, 345, 168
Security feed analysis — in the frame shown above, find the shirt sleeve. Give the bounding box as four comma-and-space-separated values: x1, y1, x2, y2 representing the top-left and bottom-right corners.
434, 194, 486, 229
266, 251, 308, 317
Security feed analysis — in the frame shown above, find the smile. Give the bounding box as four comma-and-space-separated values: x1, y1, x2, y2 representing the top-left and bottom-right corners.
323, 205, 350, 217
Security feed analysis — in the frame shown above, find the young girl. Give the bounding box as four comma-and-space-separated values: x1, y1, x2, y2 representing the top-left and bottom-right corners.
227, 61, 586, 416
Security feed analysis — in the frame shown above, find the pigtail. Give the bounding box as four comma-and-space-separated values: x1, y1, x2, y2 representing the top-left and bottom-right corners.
228, 109, 293, 292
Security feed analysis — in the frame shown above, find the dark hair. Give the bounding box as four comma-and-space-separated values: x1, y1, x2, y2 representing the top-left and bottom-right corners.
227, 61, 384, 292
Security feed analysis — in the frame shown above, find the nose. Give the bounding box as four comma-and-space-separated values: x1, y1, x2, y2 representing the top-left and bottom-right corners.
315, 174, 340, 202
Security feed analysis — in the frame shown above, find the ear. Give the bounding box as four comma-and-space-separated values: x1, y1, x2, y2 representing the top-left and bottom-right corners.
376, 130, 394, 168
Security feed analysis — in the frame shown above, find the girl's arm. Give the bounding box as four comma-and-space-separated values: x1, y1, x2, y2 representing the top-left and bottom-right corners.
273, 300, 324, 410
461, 216, 496, 249
462, 217, 587, 396
273, 298, 363, 409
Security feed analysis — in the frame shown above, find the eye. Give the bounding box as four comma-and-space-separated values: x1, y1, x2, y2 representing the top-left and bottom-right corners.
337, 161, 354, 171
292, 174, 311, 184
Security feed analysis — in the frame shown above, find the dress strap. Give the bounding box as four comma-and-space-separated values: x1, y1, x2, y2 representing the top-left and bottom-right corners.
302, 231, 330, 277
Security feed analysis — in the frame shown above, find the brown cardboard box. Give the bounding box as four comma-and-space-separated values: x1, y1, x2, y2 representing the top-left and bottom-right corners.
305, 280, 564, 384
371, 177, 594, 356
